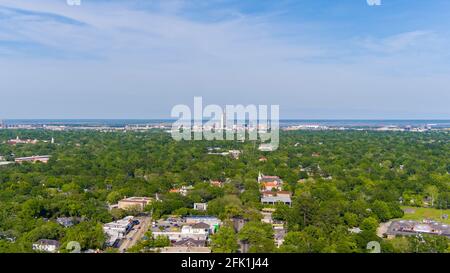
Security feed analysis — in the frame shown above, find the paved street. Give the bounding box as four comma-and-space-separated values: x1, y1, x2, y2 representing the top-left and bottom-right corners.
118, 216, 152, 253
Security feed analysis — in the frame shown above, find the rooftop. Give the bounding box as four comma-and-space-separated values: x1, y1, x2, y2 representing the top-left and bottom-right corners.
261, 196, 292, 203
35, 239, 60, 247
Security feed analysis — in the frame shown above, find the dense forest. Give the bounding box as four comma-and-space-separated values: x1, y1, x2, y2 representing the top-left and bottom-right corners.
0, 129, 449, 253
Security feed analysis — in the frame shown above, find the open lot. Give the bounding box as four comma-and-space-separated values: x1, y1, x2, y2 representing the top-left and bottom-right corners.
400, 206, 450, 224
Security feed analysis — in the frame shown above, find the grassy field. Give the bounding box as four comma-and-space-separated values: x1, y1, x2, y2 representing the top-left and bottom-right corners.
400, 206, 450, 224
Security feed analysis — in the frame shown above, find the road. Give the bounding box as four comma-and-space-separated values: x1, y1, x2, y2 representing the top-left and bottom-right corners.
118, 216, 152, 253
377, 221, 392, 238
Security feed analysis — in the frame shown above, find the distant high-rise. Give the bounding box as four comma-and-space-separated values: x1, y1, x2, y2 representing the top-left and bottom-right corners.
220, 110, 226, 130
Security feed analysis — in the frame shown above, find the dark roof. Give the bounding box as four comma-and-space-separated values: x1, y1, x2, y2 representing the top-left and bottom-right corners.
173, 238, 206, 247
35, 239, 60, 247
191, 222, 210, 229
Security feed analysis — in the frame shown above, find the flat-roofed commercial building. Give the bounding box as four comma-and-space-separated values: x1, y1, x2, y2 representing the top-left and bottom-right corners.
118, 197, 152, 211
15, 155, 51, 164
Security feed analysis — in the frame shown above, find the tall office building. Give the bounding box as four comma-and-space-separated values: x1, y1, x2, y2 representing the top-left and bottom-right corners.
220, 110, 226, 130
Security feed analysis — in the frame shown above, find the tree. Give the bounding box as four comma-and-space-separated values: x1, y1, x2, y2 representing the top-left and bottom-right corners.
371, 200, 392, 222
409, 234, 449, 253
238, 221, 275, 253
343, 212, 359, 227
210, 225, 239, 253
61, 222, 105, 251
424, 185, 439, 207
207, 195, 242, 219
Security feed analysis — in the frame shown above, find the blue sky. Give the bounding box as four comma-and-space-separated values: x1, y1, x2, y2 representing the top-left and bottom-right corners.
0, 0, 449, 119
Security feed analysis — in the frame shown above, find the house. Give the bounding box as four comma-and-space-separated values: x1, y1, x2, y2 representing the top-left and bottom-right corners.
191, 222, 210, 233
159, 246, 211, 253
261, 192, 292, 206
261, 181, 282, 191
172, 238, 206, 247
258, 173, 283, 184
32, 239, 60, 253
273, 225, 287, 247
258, 173, 283, 191
210, 180, 223, 188
118, 196, 152, 211
184, 216, 221, 234
261, 191, 292, 198
258, 143, 275, 152
258, 156, 268, 162
0, 232, 15, 243
193, 203, 208, 211
228, 150, 241, 159
56, 217, 77, 227
348, 227, 362, 234
170, 185, 193, 196
15, 155, 51, 164
261, 209, 274, 224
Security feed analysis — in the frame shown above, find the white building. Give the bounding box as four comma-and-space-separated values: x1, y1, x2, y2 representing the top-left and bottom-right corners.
152, 224, 209, 242
258, 143, 275, 152
103, 216, 134, 246
193, 203, 208, 211
184, 216, 221, 234
32, 239, 60, 253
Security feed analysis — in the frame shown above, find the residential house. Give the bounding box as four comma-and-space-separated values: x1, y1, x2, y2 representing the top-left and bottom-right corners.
258, 173, 283, 191
159, 246, 211, 253
193, 203, 208, 211
32, 239, 60, 253
261, 191, 292, 207
228, 150, 241, 159
258, 156, 268, 162
258, 143, 275, 152
210, 180, 223, 188
172, 238, 206, 247
56, 217, 78, 228
273, 225, 287, 247
169, 185, 193, 196
184, 216, 221, 234
261, 191, 291, 198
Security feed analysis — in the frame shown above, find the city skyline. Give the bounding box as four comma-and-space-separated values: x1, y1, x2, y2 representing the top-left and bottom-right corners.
1, 0, 450, 119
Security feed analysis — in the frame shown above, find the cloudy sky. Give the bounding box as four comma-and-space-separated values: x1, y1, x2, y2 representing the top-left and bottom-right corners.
0, 0, 449, 119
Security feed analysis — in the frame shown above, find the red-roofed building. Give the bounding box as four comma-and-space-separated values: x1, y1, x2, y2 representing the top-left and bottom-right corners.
261, 191, 292, 198
258, 172, 283, 191
210, 180, 224, 187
